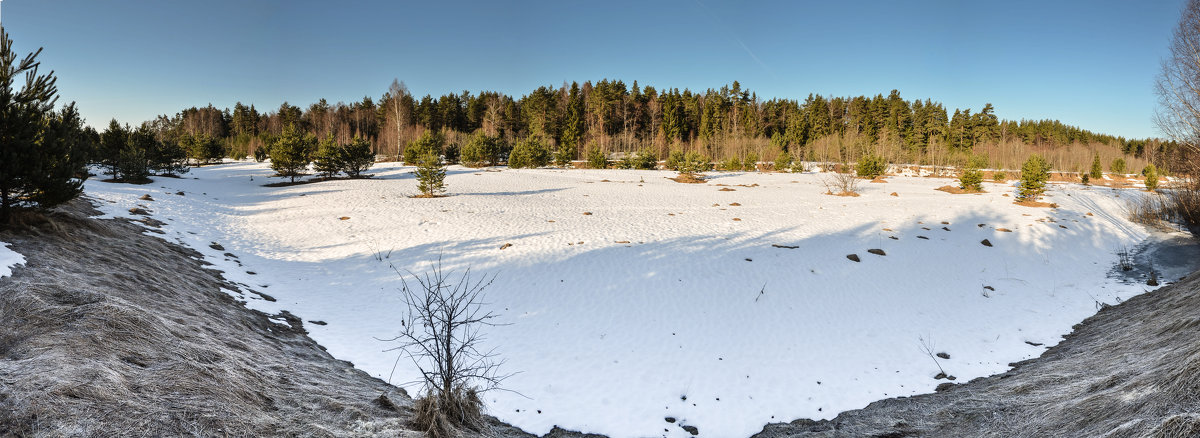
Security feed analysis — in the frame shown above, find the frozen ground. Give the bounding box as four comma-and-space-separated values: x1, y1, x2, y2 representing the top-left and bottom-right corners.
0, 241, 24, 278
83, 162, 1182, 437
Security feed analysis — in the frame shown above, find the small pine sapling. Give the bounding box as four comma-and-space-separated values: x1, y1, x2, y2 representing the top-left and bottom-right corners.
774, 151, 793, 172
1089, 154, 1103, 180
341, 136, 375, 178
586, 145, 608, 169
313, 135, 344, 179
856, 153, 887, 179
1018, 154, 1051, 201
1144, 164, 1159, 191
1110, 158, 1127, 175
414, 150, 447, 197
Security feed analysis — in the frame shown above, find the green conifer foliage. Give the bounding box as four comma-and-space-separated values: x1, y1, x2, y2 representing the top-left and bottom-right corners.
0, 26, 89, 219
270, 126, 315, 183
341, 136, 375, 178
1018, 154, 1051, 201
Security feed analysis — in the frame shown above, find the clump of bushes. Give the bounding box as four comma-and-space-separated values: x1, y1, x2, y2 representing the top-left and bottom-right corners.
1018, 154, 1051, 201
507, 136, 551, 168
667, 149, 711, 181
856, 153, 887, 179
617, 149, 657, 170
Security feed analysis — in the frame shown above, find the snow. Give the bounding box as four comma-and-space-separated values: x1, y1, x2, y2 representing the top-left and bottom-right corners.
0, 241, 23, 278
83, 162, 1181, 437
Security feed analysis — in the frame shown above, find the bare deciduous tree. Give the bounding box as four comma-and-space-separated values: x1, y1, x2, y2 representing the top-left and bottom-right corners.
1157, 0, 1200, 155
384, 261, 508, 436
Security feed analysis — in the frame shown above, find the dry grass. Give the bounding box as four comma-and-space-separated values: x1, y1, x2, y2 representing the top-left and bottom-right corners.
0, 199, 425, 437
935, 185, 984, 195
670, 173, 706, 184
1014, 200, 1059, 208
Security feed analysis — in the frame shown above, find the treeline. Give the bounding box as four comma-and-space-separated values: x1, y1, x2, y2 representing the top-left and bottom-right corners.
122, 79, 1187, 173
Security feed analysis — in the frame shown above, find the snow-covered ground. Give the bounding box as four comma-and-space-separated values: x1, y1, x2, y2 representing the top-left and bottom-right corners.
83, 162, 1182, 437
0, 241, 23, 278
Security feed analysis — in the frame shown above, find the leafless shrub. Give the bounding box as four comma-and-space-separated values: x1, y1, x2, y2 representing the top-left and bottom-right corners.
823, 171, 861, 196
384, 260, 509, 438
919, 335, 948, 378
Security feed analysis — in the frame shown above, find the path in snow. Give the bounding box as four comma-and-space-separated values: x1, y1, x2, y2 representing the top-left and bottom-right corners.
83, 162, 1181, 438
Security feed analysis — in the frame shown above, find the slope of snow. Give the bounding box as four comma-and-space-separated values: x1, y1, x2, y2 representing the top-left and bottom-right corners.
83, 162, 1175, 438
0, 241, 23, 278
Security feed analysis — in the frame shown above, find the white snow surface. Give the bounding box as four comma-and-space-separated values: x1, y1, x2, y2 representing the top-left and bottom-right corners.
0, 241, 23, 278
83, 162, 1174, 437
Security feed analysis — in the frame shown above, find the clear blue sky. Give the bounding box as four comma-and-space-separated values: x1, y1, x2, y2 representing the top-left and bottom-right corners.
1, 0, 1185, 139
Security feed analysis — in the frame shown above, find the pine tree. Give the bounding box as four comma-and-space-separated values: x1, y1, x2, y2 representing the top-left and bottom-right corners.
313, 135, 344, 179
586, 145, 608, 169
99, 119, 127, 178
341, 136, 375, 178
508, 136, 551, 169
1110, 158, 1127, 174
1089, 154, 1103, 180
460, 131, 497, 167
1018, 154, 1051, 201
774, 151, 793, 172
0, 26, 89, 220
1144, 164, 1159, 191
270, 125, 314, 183
405, 131, 444, 164
414, 149, 446, 197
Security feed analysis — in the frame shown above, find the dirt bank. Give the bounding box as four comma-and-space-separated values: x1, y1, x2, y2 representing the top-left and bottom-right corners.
0, 199, 523, 437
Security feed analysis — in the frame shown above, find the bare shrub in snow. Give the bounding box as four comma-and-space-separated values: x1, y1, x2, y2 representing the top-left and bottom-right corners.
385, 261, 507, 437
823, 171, 861, 196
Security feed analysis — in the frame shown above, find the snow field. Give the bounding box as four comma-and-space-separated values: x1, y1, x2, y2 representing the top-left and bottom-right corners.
84, 162, 1171, 437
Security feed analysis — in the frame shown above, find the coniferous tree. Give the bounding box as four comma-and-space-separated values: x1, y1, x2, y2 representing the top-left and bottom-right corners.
1144, 164, 1159, 191
313, 135, 344, 178
508, 135, 551, 168
1089, 154, 1103, 180
1018, 154, 1051, 201
460, 131, 498, 167
0, 26, 89, 220
270, 125, 315, 183
99, 119, 127, 178
585, 145, 608, 169
1111, 158, 1127, 174
341, 136, 375, 178
405, 131, 444, 164
414, 148, 446, 197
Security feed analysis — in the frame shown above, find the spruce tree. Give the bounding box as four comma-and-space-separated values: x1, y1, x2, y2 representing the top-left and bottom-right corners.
1089, 154, 1103, 180
341, 136, 375, 178
270, 125, 314, 183
0, 26, 89, 220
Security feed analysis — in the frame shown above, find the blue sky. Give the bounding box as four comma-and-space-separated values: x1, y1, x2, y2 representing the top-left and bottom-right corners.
1, 0, 1184, 139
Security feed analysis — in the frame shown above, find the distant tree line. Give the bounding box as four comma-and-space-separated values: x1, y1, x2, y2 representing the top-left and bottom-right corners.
112, 79, 1184, 174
